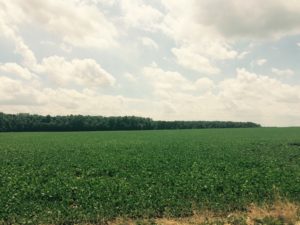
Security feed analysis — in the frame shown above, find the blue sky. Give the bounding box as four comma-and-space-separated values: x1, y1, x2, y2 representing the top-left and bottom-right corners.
0, 0, 300, 126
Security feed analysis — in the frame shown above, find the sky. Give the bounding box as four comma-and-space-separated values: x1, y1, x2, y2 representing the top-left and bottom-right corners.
0, 0, 300, 126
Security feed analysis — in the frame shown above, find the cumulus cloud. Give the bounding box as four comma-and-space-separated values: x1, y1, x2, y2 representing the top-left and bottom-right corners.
40, 56, 115, 88
218, 68, 300, 125
140, 37, 159, 49
0, 0, 300, 127
0, 63, 36, 80
142, 65, 215, 103
0, 17, 37, 69
9, 0, 118, 48
256, 59, 267, 66
237, 51, 250, 59
272, 68, 295, 77
189, 0, 300, 39
158, 0, 300, 72
0, 76, 42, 106
84, 0, 117, 7
158, 1, 238, 73
141, 66, 300, 125
1, 66, 300, 126
0, 10, 115, 90
0, 2, 39, 70
143, 65, 196, 93
124, 73, 137, 82
195, 77, 215, 93
0, 78, 157, 118
120, 0, 163, 31
172, 47, 220, 74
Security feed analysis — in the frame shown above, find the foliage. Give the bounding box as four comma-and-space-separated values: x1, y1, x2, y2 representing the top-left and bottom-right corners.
0, 112, 260, 132
0, 128, 299, 224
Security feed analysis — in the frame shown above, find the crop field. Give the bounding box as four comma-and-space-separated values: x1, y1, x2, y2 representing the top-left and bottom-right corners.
0, 128, 300, 224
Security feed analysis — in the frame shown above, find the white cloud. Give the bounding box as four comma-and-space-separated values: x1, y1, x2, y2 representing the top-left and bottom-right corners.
0, 76, 42, 106
195, 77, 215, 93
0, 22, 37, 69
0, 2, 38, 69
143, 65, 215, 96
218, 68, 300, 125
272, 68, 295, 77
1, 66, 300, 126
40, 56, 115, 88
11, 0, 118, 48
187, 0, 300, 39
14, 37, 38, 69
237, 51, 250, 59
143, 65, 196, 93
0, 5, 115, 89
158, 0, 300, 73
1, 0, 300, 127
60, 43, 73, 53
0, 63, 36, 80
0, 78, 159, 118
82, 0, 116, 7
172, 47, 220, 74
196, 41, 237, 60
140, 37, 159, 49
158, 1, 238, 73
256, 59, 267, 66
141, 66, 300, 126
120, 0, 163, 31
124, 73, 137, 82
297, 43, 300, 47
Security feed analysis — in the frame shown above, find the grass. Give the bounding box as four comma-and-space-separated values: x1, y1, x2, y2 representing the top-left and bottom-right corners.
108, 201, 300, 224
0, 128, 299, 224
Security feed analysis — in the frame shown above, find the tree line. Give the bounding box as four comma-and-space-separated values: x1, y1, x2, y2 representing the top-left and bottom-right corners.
0, 112, 261, 132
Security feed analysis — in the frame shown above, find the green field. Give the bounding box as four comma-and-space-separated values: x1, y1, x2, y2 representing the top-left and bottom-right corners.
0, 128, 300, 224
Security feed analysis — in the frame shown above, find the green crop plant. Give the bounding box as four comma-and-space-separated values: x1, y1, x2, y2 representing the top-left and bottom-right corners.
0, 128, 299, 224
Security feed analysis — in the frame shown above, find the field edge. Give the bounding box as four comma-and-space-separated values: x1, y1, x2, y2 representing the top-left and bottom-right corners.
106, 201, 300, 225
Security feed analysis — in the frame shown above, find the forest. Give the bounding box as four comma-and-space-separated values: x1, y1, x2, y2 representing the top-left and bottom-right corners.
0, 113, 260, 132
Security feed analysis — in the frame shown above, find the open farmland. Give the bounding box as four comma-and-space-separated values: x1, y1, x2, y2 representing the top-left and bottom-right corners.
0, 128, 300, 224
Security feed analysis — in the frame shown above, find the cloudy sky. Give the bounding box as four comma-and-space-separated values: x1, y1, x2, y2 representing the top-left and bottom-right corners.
0, 0, 300, 126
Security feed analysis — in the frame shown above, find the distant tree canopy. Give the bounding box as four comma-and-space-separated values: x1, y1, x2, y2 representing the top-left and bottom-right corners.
0, 112, 261, 132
